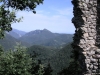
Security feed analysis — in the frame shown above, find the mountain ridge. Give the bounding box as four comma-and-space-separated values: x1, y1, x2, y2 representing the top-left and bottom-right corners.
18, 29, 73, 48
0, 32, 31, 50
9, 28, 27, 39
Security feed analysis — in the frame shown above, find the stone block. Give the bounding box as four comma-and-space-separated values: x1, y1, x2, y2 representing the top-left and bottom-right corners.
83, 33, 88, 38
85, 59, 90, 64
88, 33, 93, 36
95, 49, 100, 55
90, 58, 97, 63
88, 37, 93, 40
86, 0, 89, 4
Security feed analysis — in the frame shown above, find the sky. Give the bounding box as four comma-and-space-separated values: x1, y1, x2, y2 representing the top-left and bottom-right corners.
12, 0, 75, 34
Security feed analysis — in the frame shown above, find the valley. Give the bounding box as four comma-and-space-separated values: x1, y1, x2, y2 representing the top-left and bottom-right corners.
0, 28, 74, 75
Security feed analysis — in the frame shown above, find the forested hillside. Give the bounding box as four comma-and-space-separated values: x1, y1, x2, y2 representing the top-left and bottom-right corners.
0, 33, 31, 50
27, 45, 60, 63
27, 43, 73, 75
49, 43, 73, 75
0, 28, 73, 75
18, 29, 73, 48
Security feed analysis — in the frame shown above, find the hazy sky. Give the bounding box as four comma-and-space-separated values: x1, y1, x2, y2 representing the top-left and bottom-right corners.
12, 0, 75, 34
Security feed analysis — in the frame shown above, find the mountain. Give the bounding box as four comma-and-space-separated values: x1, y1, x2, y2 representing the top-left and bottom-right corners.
27, 45, 59, 63
48, 43, 73, 75
0, 33, 31, 50
19, 29, 73, 48
27, 43, 73, 75
19, 29, 57, 44
41, 34, 73, 48
8, 28, 27, 39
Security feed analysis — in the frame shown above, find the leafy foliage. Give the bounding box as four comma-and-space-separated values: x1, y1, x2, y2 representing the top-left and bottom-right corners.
0, 44, 46, 75
0, 45, 32, 75
3, 0, 43, 12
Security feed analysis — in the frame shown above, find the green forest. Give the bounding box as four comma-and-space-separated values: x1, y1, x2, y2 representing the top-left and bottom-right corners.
0, 28, 74, 75
0, 0, 76, 75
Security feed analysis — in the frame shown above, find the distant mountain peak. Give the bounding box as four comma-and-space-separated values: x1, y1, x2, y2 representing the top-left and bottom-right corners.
43, 28, 49, 31
27, 29, 52, 35
33, 29, 50, 31
42, 29, 52, 33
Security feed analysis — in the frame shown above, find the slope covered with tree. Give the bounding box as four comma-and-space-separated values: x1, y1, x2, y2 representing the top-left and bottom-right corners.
27, 45, 60, 64
0, 33, 31, 50
27, 43, 73, 75
19, 29, 73, 48
49, 43, 73, 75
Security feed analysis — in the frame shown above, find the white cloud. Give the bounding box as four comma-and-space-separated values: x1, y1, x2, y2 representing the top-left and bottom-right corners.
12, 7, 75, 34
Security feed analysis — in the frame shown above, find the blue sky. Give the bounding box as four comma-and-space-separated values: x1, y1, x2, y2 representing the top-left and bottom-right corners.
12, 0, 75, 34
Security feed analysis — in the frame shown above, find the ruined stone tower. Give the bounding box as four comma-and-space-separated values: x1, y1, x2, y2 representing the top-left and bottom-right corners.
72, 0, 100, 75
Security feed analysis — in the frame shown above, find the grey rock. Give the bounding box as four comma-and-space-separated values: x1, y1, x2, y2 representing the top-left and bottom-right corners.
93, 63, 98, 66
85, 59, 90, 64
88, 37, 93, 40
91, 29, 96, 33
83, 33, 88, 38
90, 58, 97, 63
95, 49, 100, 54
87, 40, 95, 45
82, 16, 86, 22
89, 64, 93, 69
86, 0, 89, 3
95, 55, 100, 59
82, 52, 87, 55
88, 33, 94, 36
87, 51, 95, 56
87, 28, 91, 33
92, 70, 96, 73
93, 65, 98, 69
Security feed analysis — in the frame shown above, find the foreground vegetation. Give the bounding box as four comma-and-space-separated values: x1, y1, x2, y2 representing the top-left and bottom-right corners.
0, 44, 54, 75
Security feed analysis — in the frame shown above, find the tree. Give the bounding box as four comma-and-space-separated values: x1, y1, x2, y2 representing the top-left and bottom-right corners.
58, 49, 82, 75
0, 44, 45, 75
43, 63, 53, 75
58, 60, 82, 75
0, 0, 44, 38
0, 45, 32, 75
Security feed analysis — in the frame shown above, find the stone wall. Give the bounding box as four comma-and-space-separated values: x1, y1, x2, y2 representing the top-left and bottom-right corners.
72, 0, 98, 75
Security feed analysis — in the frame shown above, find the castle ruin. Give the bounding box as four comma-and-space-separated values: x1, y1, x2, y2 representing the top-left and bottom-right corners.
72, 0, 100, 74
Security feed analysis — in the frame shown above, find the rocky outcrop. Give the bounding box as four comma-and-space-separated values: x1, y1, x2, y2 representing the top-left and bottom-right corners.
71, 0, 99, 75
